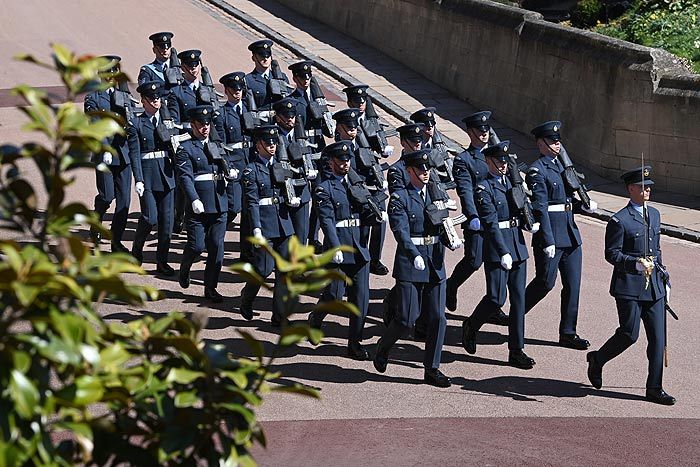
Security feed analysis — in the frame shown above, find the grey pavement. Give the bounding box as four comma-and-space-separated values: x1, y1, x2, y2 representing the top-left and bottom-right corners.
2, 0, 700, 464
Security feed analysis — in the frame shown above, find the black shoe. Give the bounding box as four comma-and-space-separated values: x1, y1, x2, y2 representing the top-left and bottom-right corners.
370, 260, 389, 276
111, 242, 129, 254
312, 240, 324, 254
156, 263, 175, 276
509, 350, 535, 369
373, 344, 388, 373
645, 388, 676, 406
131, 249, 143, 265
485, 309, 509, 326
446, 282, 457, 312
586, 351, 602, 389
90, 228, 102, 243
240, 301, 253, 321
308, 311, 324, 329
560, 334, 590, 350
173, 219, 183, 235
348, 342, 370, 361
178, 268, 191, 289
271, 315, 283, 328
424, 369, 451, 388
461, 318, 476, 354
204, 287, 223, 303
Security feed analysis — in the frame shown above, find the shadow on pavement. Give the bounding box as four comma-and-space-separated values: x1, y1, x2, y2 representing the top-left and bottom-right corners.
452, 375, 647, 402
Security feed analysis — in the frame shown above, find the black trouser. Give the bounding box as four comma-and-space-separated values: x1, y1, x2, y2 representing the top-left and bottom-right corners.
94, 163, 132, 244
180, 211, 227, 289
133, 188, 174, 264
240, 235, 290, 322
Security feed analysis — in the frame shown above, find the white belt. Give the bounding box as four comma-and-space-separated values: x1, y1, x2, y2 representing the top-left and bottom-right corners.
142, 150, 167, 160
194, 173, 224, 182
306, 129, 324, 137
548, 203, 572, 212
336, 218, 361, 228
411, 236, 439, 245
259, 197, 279, 206
498, 219, 520, 229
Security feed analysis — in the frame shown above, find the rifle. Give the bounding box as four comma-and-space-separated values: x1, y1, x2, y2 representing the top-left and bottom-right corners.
155, 104, 182, 143
425, 179, 466, 250
357, 147, 387, 191
558, 144, 592, 210
361, 96, 397, 155
241, 87, 274, 131
489, 128, 536, 230
113, 80, 141, 126
429, 130, 458, 190
165, 47, 184, 87
347, 168, 388, 225
204, 140, 234, 181
268, 59, 294, 102
286, 118, 320, 180
308, 76, 335, 136
271, 160, 305, 207
507, 155, 537, 231
199, 65, 223, 117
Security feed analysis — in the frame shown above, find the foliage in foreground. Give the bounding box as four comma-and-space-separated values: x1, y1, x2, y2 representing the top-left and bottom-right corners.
0, 45, 356, 466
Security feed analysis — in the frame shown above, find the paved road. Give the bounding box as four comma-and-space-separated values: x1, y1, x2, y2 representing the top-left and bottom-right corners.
2, 0, 699, 464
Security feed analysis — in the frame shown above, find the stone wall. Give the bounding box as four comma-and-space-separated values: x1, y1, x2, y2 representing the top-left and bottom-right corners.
276, 0, 700, 195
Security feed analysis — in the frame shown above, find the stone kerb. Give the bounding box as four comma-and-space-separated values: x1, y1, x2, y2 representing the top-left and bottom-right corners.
276, 0, 700, 196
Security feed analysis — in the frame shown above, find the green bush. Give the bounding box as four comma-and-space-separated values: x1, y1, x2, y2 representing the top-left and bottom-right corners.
592, 0, 700, 73
0, 45, 357, 466
571, 0, 604, 28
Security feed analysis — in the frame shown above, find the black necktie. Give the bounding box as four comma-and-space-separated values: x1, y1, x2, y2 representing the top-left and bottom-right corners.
236, 105, 242, 117
152, 116, 158, 127
160, 62, 167, 73
304, 91, 310, 104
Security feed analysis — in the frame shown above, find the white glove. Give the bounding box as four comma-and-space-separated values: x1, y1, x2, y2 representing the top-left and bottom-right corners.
544, 245, 556, 259
383, 145, 394, 157
468, 217, 481, 231
102, 152, 113, 165
229, 168, 239, 179
500, 253, 513, 270
529, 222, 540, 233
253, 227, 265, 248
445, 199, 458, 210
413, 256, 425, 271
665, 285, 671, 302
307, 169, 318, 180
635, 257, 654, 273
192, 199, 205, 214
582, 199, 598, 213
381, 211, 389, 222
135, 181, 145, 197
289, 196, 301, 208
333, 250, 344, 264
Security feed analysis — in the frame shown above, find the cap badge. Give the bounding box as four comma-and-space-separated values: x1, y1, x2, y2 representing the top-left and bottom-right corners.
303, 64, 309, 70
269, 129, 274, 135
151, 84, 156, 90
422, 154, 428, 160
202, 109, 208, 115
427, 112, 433, 117
287, 102, 292, 108
263, 43, 268, 49
643, 168, 650, 177
190, 53, 195, 59
414, 127, 420, 133
234, 75, 240, 81
357, 89, 363, 94
350, 111, 356, 117
342, 145, 348, 151
553, 125, 559, 132
503, 145, 508, 152
162, 35, 167, 41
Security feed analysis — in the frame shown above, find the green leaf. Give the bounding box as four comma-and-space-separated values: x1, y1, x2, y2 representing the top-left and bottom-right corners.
238, 330, 265, 360
230, 262, 270, 289
271, 383, 321, 399
279, 325, 324, 346
166, 368, 205, 385
221, 370, 248, 389
10, 370, 40, 418
314, 300, 360, 317
174, 390, 200, 408
12, 351, 32, 373
73, 375, 104, 405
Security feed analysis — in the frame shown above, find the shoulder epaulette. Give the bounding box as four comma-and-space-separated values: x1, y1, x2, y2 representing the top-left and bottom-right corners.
527, 166, 539, 175
475, 184, 486, 192
611, 216, 619, 223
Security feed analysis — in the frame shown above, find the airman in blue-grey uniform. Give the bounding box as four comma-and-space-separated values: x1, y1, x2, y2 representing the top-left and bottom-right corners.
216, 71, 251, 225
587, 166, 675, 405
289, 60, 328, 150
175, 106, 228, 303
245, 39, 290, 111
373, 149, 452, 388
387, 123, 425, 194
309, 141, 372, 360
127, 81, 175, 276
239, 125, 295, 326
461, 141, 534, 369
137, 32, 175, 87
524, 121, 594, 350
84, 55, 132, 253
447, 111, 509, 326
